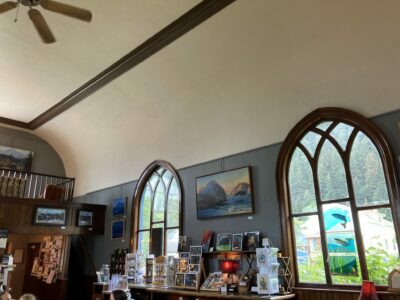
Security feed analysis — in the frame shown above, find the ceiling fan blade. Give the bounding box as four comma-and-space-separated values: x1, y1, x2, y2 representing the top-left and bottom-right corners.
40, 0, 91, 22
28, 9, 56, 44
0, 1, 17, 14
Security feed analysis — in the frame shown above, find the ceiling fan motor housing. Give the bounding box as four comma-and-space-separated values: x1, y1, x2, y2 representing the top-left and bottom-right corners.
21, 0, 41, 6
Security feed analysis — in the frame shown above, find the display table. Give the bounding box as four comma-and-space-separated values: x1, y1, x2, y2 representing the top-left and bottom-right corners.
98, 283, 295, 300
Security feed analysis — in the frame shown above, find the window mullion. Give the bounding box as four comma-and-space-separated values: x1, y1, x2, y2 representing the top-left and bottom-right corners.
311, 143, 333, 285
343, 129, 369, 280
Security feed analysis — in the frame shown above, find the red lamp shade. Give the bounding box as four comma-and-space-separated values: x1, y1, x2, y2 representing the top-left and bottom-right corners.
220, 260, 237, 273
358, 281, 379, 300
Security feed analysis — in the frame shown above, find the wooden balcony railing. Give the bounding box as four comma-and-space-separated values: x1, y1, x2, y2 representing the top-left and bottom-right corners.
0, 168, 75, 202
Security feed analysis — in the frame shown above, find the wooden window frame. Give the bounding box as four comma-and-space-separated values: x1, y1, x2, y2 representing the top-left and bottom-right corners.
130, 160, 183, 255
276, 107, 400, 289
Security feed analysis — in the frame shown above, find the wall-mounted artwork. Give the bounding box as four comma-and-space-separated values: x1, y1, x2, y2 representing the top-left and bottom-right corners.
0, 145, 33, 172
33, 207, 67, 226
112, 197, 126, 217
196, 167, 254, 219
77, 210, 93, 227
111, 220, 125, 239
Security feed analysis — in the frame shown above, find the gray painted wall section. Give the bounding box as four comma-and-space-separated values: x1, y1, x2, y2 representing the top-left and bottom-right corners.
0, 126, 65, 176
77, 110, 400, 272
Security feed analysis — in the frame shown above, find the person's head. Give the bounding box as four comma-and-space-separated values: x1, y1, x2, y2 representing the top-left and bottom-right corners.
0, 285, 10, 300
110, 290, 127, 300
19, 294, 38, 300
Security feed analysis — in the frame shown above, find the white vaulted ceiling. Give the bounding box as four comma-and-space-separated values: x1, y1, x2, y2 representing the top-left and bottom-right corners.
1, 0, 400, 196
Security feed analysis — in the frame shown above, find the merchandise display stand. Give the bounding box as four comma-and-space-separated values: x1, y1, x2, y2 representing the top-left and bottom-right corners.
278, 257, 292, 294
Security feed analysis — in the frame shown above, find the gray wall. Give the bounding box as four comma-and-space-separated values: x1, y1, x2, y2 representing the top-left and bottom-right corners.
0, 126, 65, 176
77, 110, 400, 271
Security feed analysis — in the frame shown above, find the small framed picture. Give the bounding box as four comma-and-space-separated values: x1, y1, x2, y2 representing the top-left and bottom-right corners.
190, 255, 201, 265
178, 258, 189, 273
216, 233, 232, 252
76, 210, 93, 227
184, 273, 198, 288
190, 246, 202, 256
179, 252, 190, 259
232, 233, 243, 251
13, 249, 24, 264
244, 231, 260, 251
111, 220, 125, 239
112, 197, 126, 217
175, 273, 185, 286
189, 264, 200, 273
33, 206, 67, 226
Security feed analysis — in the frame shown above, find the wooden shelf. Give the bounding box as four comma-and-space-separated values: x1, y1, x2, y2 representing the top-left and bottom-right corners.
203, 251, 255, 255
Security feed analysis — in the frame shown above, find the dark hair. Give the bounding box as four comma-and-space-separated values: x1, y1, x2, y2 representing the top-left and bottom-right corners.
111, 290, 127, 300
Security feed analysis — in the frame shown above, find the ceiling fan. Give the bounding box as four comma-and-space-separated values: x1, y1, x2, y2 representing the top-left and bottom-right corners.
0, 0, 92, 44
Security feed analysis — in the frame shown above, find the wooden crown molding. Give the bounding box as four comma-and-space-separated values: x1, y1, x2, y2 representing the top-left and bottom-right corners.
0, 0, 236, 130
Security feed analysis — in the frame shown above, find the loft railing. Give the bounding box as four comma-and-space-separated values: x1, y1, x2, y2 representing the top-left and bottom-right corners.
0, 168, 75, 202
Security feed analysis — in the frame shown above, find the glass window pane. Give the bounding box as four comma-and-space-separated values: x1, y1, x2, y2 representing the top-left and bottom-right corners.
300, 131, 322, 157
323, 202, 361, 285
162, 170, 173, 188
138, 231, 150, 256
149, 174, 160, 191
330, 123, 354, 151
350, 132, 389, 207
167, 178, 180, 227
139, 184, 151, 230
316, 121, 333, 131
289, 147, 317, 214
153, 181, 166, 222
359, 208, 400, 285
318, 140, 349, 201
293, 216, 326, 283
156, 167, 165, 175
153, 223, 164, 228
166, 228, 179, 257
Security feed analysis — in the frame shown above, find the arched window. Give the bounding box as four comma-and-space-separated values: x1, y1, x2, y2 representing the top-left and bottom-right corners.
131, 160, 182, 256
277, 108, 400, 287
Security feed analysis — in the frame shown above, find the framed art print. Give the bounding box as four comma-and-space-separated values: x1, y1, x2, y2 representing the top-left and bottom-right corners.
111, 220, 125, 239
112, 197, 126, 217
76, 210, 93, 227
33, 206, 67, 226
196, 167, 254, 219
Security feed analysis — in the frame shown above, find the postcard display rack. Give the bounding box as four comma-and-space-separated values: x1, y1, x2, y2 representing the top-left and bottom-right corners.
278, 256, 293, 294
31, 235, 64, 284
125, 252, 146, 284
0, 255, 15, 288
256, 247, 279, 295
152, 256, 176, 286
175, 246, 203, 290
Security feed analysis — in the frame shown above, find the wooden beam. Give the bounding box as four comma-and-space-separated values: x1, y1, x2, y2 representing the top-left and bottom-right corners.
0, 116, 30, 129
26, 0, 236, 129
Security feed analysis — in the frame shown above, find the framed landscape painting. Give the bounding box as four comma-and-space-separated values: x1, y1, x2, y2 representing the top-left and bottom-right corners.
33, 206, 67, 226
196, 167, 254, 219
112, 197, 126, 217
77, 210, 93, 227
0, 145, 33, 172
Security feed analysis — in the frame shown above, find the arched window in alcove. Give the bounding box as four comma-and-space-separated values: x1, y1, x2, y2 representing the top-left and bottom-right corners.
277, 108, 400, 287
132, 160, 182, 256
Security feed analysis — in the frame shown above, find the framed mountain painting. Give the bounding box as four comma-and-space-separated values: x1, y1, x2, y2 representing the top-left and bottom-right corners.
195, 166, 254, 219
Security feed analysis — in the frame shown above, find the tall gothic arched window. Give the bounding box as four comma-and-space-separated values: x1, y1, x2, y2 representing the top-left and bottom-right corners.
132, 160, 182, 256
277, 108, 400, 287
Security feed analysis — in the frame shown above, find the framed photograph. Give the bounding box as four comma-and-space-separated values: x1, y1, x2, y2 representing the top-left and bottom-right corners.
13, 248, 24, 264
232, 233, 243, 251
244, 231, 260, 251
190, 255, 201, 265
112, 197, 126, 217
175, 273, 185, 286
201, 230, 213, 253
190, 246, 202, 256
76, 210, 93, 227
111, 220, 125, 239
216, 233, 232, 252
177, 236, 191, 252
184, 273, 198, 288
189, 264, 200, 273
33, 206, 67, 226
179, 252, 190, 259
196, 167, 254, 219
0, 145, 33, 172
